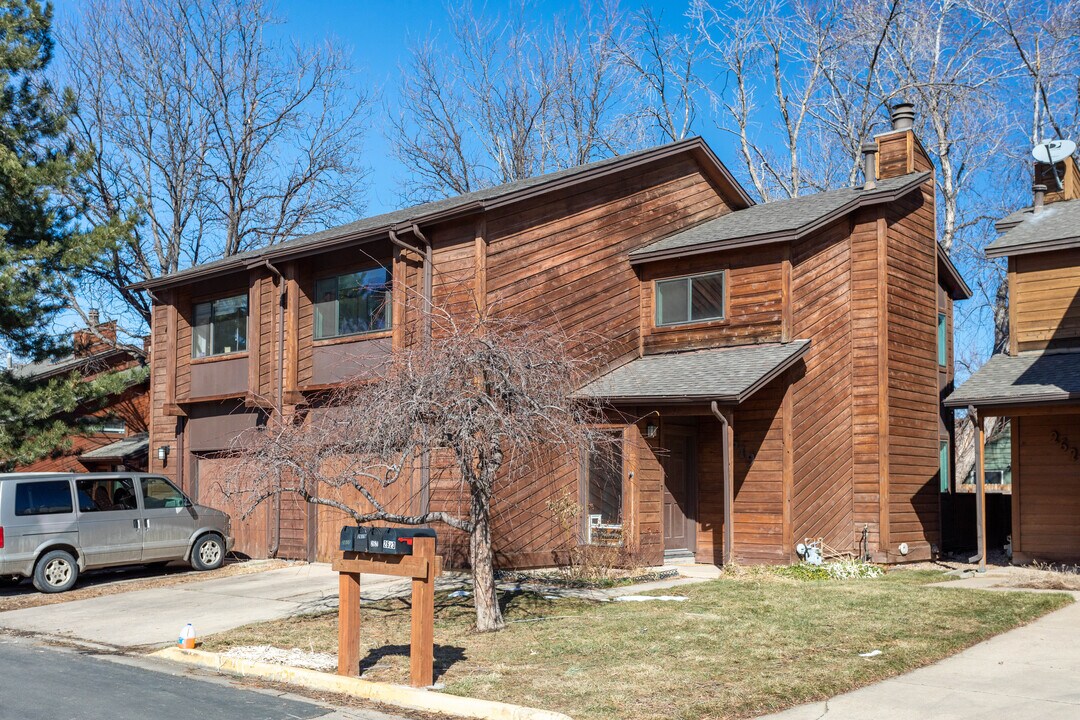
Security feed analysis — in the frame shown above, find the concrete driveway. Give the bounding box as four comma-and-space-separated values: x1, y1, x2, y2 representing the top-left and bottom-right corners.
759, 587, 1080, 720
0, 563, 418, 649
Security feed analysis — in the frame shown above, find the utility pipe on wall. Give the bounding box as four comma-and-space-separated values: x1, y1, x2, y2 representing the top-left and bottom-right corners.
263, 259, 285, 559
710, 401, 734, 566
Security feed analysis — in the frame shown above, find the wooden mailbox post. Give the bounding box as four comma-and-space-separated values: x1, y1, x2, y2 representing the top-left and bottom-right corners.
332, 536, 442, 687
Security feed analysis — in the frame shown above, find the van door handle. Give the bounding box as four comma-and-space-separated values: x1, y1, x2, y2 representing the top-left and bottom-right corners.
133, 519, 140, 530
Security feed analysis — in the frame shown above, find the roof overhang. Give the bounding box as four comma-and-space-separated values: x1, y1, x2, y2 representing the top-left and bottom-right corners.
628, 172, 929, 265
131, 137, 753, 293
574, 340, 811, 405
985, 235, 1080, 259
944, 351, 1080, 409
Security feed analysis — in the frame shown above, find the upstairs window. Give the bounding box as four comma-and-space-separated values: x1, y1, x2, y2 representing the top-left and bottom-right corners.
655, 271, 726, 326
315, 268, 392, 340
193, 294, 248, 358
937, 312, 948, 367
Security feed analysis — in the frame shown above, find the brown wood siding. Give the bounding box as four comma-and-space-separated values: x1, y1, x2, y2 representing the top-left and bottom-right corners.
1014, 413, 1080, 561
148, 299, 179, 485
849, 211, 884, 550
485, 157, 731, 370
1012, 248, 1080, 352
886, 181, 940, 553
639, 246, 784, 354
791, 218, 855, 554
196, 455, 270, 559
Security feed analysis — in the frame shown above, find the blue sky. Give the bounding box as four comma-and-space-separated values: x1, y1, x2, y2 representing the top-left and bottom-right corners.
48, 0, 1000, 372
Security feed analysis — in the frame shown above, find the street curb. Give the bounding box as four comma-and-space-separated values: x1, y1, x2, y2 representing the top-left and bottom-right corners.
152, 646, 573, 720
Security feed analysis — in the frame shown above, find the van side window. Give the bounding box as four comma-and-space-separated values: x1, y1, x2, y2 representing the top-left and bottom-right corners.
15, 481, 74, 516
76, 478, 138, 512
140, 477, 188, 509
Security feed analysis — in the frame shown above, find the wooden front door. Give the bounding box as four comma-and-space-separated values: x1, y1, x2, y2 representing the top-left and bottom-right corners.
662, 425, 696, 553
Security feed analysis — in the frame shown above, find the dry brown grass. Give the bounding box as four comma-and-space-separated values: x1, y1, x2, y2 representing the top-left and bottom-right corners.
995, 562, 1080, 591
0, 559, 293, 613
202, 569, 1070, 720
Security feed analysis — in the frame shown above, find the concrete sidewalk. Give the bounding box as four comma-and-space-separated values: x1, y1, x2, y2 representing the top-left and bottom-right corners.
758, 590, 1080, 720
0, 563, 423, 649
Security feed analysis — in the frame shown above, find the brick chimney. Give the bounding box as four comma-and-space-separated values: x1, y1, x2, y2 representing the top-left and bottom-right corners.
1034, 155, 1080, 204
872, 101, 933, 181
73, 310, 117, 357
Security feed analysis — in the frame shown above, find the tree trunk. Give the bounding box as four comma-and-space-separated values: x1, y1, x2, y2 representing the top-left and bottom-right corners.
469, 486, 504, 632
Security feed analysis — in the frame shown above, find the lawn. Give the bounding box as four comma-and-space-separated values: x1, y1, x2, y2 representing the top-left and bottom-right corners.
202, 569, 1070, 720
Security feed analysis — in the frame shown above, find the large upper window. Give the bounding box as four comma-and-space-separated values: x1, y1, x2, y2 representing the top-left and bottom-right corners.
314, 268, 392, 340
193, 294, 248, 358
655, 271, 725, 326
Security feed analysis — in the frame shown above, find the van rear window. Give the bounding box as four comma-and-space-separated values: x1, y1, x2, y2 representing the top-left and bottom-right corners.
15, 481, 74, 516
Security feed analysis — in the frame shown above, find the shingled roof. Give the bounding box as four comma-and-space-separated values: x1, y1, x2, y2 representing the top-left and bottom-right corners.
628, 172, 929, 263
575, 340, 811, 404
133, 137, 752, 291
945, 351, 1080, 408
987, 198, 1080, 258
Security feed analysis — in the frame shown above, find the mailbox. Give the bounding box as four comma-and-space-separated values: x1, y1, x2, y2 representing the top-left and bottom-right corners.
341, 525, 436, 555
339, 525, 371, 552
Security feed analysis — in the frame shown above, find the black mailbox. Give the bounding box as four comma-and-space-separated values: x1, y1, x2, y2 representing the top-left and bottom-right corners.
341, 525, 436, 555
339, 525, 372, 552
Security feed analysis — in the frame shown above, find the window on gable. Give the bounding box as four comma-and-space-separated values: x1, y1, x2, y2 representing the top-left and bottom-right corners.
655, 271, 726, 326
314, 267, 392, 340
193, 294, 248, 358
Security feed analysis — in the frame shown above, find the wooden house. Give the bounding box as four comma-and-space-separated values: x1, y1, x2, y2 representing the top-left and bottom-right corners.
7, 313, 150, 473
946, 156, 1080, 565
135, 102, 969, 566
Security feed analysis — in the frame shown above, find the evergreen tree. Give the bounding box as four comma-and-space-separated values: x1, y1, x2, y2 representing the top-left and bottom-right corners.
0, 0, 82, 360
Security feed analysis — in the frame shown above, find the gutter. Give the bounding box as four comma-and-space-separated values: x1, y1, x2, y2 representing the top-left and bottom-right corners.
710, 400, 734, 566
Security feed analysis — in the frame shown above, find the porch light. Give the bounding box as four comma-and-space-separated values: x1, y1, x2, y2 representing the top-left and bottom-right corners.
644, 419, 659, 439
157, 445, 171, 462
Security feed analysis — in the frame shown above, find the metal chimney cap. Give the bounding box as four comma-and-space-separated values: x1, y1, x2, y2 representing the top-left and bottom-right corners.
87, 308, 100, 326
860, 142, 879, 154
890, 101, 916, 131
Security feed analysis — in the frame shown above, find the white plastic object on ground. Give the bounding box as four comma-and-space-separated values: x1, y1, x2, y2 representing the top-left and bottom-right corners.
448, 589, 471, 598
859, 649, 883, 658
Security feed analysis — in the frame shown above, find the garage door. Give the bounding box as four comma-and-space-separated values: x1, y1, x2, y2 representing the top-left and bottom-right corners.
195, 456, 270, 559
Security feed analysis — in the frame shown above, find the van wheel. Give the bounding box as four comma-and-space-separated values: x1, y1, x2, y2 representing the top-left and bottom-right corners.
33, 550, 79, 593
190, 535, 225, 571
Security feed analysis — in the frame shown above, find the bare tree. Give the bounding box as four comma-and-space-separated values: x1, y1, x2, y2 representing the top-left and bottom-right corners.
390, 2, 633, 202
615, 6, 708, 144
228, 304, 607, 632
60, 0, 372, 349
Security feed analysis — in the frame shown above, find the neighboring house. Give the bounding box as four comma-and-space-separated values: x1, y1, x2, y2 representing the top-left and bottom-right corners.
8, 312, 150, 473
947, 155, 1080, 564
135, 102, 969, 566
961, 424, 1012, 492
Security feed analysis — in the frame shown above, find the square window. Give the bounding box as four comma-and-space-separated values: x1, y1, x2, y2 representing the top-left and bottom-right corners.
655, 271, 725, 326
315, 268, 392, 340
192, 294, 248, 358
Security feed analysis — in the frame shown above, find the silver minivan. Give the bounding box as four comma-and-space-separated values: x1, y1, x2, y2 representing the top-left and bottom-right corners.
0, 472, 233, 593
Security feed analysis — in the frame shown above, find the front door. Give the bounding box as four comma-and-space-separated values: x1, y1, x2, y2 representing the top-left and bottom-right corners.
138, 476, 197, 561
661, 425, 696, 553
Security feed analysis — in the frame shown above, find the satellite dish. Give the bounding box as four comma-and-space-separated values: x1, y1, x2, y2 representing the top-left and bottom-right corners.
1032, 139, 1076, 164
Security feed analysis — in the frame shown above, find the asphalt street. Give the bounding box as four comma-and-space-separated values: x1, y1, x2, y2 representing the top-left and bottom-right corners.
0, 636, 408, 720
